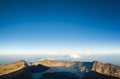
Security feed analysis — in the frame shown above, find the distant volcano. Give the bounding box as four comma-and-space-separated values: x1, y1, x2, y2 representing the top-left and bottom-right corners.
63, 54, 82, 61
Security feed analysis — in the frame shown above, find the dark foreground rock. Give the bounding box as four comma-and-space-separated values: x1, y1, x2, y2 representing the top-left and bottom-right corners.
30, 64, 49, 72
82, 71, 120, 79
0, 68, 32, 79
40, 72, 80, 79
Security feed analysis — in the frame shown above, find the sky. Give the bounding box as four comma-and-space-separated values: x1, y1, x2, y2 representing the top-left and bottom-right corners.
0, 0, 120, 56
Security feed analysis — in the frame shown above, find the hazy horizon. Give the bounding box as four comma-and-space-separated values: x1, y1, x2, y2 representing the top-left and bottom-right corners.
0, 54, 120, 66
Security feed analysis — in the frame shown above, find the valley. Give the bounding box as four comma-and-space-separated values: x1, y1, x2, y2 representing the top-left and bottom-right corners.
0, 59, 120, 79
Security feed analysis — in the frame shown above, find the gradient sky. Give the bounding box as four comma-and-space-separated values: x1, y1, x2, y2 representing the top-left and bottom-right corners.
0, 0, 120, 55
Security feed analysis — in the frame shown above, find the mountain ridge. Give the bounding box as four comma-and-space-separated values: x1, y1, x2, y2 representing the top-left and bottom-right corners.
0, 60, 27, 76
0, 59, 120, 79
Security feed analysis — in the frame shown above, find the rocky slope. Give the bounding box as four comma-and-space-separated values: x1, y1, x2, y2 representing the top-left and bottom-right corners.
0, 60, 26, 76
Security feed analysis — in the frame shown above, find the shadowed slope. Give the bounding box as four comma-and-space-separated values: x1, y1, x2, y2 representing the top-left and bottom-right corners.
82, 71, 120, 79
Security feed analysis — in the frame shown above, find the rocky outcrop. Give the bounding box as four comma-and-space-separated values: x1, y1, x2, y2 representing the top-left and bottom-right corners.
91, 61, 120, 78
73, 62, 93, 72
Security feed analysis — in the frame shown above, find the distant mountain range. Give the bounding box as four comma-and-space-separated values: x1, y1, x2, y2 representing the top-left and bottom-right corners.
0, 59, 120, 79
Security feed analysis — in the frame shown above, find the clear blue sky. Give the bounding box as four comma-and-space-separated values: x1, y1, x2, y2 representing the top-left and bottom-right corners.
0, 0, 120, 55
